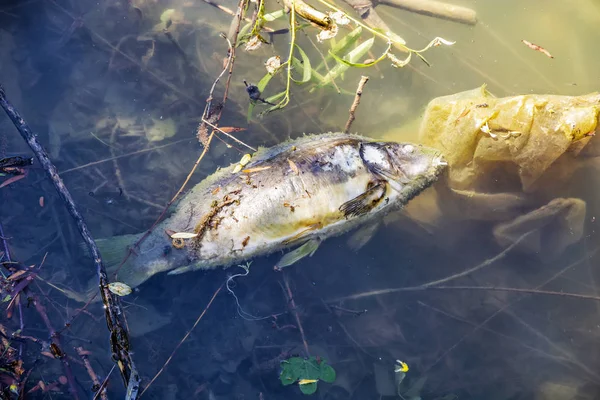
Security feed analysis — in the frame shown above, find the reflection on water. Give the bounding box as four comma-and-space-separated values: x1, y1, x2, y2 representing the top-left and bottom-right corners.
1, 0, 600, 398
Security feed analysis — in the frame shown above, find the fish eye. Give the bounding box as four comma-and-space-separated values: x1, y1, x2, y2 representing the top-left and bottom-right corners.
403, 145, 415, 153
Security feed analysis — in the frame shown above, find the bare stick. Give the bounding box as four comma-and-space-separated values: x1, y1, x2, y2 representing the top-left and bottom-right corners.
344, 76, 369, 133
76, 347, 107, 400
0, 85, 141, 398
33, 296, 79, 399
201, 118, 257, 152
282, 273, 310, 356
377, 0, 477, 25
140, 284, 223, 398
110, 121, 130, 200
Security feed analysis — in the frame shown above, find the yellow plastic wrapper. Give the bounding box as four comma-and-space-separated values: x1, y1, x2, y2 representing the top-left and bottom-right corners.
418, 85, 600, 193
381, 86, 600, 258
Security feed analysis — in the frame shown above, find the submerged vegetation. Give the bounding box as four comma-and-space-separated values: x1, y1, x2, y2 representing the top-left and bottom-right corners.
238, 0, 454, 118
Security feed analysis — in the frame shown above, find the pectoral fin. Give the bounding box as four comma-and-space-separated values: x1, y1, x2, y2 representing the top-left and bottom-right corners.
339, 181, 387, 218
168, 265, 193, 275
274, 239, 321, 270
347, 221, 381, 251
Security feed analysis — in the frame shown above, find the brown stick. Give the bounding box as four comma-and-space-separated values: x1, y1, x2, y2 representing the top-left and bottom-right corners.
377, 0, 477, 25
33, 296, 79, 399
344, 76, 369, 133
282, 273, 310, 356
110, 121, 130, 200
76, 347, 107, 400
139, 284, 223, 398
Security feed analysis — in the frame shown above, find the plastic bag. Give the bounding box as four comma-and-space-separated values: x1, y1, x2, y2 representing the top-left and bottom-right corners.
418, 85, 600, 193
381, 86, 599, 258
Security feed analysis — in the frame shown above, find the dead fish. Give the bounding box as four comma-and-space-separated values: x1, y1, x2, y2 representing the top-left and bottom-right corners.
92, 132, 447, 290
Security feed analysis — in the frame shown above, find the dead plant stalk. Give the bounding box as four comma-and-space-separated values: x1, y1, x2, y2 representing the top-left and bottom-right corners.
344, 75, 369, 133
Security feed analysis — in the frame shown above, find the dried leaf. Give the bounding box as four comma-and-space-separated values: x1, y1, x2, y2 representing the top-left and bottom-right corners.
219, 126, 247, 134
242, 166, 272, 173
521, 39, 554, 58
0, 173, 26, 188
7, 270, 27, 281
108, 282, 133, 296
288, 159, 299, 175
265, 55, 282, 74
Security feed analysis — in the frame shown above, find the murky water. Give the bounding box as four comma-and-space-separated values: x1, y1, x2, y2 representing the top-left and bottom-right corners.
1, 0, 600, 399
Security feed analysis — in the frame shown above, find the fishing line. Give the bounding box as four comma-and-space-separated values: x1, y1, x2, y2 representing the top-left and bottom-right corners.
226, 262, 273, 321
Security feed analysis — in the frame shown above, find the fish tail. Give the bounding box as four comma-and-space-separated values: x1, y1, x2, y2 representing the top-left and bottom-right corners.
81, 233, 149, 288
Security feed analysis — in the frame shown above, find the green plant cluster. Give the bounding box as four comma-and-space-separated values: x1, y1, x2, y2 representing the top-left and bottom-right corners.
279, 356, 336, 395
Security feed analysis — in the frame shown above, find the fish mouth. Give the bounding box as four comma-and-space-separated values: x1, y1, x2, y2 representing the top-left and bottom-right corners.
433, 154, 448, 169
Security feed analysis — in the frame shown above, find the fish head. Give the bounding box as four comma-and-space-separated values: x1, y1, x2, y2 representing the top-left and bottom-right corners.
122, 233, 193, 287
360, 141, 447, 195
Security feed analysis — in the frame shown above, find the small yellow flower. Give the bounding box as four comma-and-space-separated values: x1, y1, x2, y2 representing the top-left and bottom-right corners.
394, 360, 409, 373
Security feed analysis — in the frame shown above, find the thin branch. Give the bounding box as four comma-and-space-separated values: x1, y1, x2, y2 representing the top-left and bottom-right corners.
282, 272, 310, 356
33, 296, 80, 399
139, 284, 223, 397
0, 85, 140, 398
344, 75, 369, 133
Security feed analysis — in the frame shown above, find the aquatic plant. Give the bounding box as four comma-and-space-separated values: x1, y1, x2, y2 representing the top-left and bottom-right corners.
238, 0, 454, 118
279, 355, 337, 395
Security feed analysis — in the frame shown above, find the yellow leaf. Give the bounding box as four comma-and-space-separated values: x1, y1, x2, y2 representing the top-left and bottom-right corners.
298, 379, 318, 385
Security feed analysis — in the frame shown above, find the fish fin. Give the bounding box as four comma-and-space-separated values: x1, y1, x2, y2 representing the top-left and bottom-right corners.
339, 182, 387, 218
347, 221, 381, 251
274, 239, 321, 270
282, 222, 323, 246
167, 265, 194, 275
81, 233, 151, 289
80, 233, 143, 270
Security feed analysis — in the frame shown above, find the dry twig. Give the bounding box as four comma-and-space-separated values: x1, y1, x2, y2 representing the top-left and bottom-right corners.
140, 284, 224, 397
282, 272, 310, 356
76, 347, 107, 400
344, 76, 369, 133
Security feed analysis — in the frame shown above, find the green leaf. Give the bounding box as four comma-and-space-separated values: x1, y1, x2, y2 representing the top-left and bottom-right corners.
265, 91, 286, 103
299, 381, 318, 395
316, 37, 375, 88
263, 9, 285, 21
2, 294, 11, 302
280, 366, 298, 386
315, 26, 362, 72
291, 45, 311, 84
320, 364, 336, 383
328, 41, 390, 68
